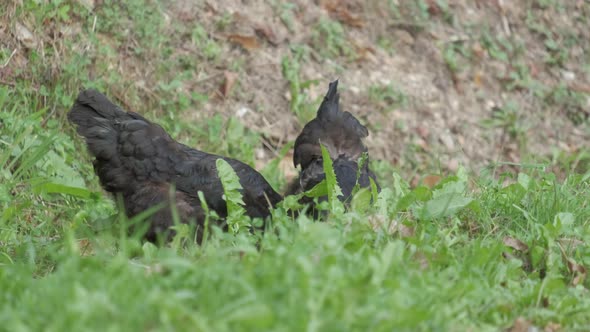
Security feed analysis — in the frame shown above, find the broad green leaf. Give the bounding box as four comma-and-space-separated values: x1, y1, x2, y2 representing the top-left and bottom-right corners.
142, 242, 158, 260
418, 193, 474, 220
553, 212, 575, 235
216, 158, 245, 207
554, 212, 574, 227
375, 188, 394, 216
518, 172, 531, 190
370, 177, 379, 204
351, 152, 369, 196
456, 165, 468, 182
320, 143, 344, 214
433, 181, 465, 198
391, 172, 409, 197
303, 179, 328, 198
216, 158, 249, 234
351, 187, 371, 213
280, 194, 305, 211
397, 186, 432, 212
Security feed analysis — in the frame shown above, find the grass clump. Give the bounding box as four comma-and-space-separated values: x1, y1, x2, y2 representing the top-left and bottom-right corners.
2, 1, 590, 331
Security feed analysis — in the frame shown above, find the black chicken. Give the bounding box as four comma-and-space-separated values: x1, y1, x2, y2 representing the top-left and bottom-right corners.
68, 89, 282, 242
287, 80, 379, 209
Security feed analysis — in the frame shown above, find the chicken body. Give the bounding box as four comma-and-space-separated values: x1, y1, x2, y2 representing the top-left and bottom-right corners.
68, 89, 282, 242
287, 80, 379, 208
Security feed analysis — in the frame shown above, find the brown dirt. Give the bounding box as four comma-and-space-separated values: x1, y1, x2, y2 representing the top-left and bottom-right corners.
165, 0, 590, 179
3, 0, 590, 184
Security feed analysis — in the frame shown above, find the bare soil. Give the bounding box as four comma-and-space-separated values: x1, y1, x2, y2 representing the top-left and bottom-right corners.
167, 0, 590, 180
3, 0, 590, 184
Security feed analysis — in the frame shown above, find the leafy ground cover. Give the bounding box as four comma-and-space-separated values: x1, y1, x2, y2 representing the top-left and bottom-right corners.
1, 0, 590, 330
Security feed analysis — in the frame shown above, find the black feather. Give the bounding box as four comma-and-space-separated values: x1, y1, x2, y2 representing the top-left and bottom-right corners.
68, 89, 282, 243
288, 80, 379, 208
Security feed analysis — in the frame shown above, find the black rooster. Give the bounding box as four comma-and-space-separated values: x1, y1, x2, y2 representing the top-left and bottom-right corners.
287, 80, 379, 209
68, 89, 282, 242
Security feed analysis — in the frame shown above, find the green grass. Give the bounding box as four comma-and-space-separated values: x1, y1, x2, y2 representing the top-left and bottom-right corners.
2, 0, 590, 331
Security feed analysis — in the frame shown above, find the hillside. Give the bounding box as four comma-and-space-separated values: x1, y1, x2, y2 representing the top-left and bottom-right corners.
1, 1, 590, 330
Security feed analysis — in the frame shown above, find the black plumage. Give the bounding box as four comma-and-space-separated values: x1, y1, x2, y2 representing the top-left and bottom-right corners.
287, 80, 379, 208
68, 89, 282, 242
